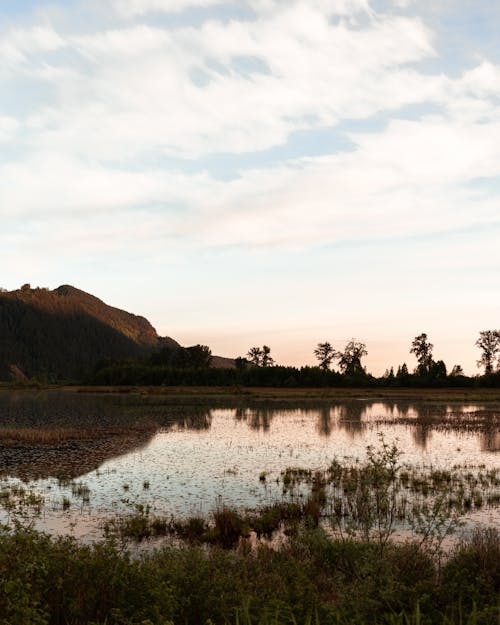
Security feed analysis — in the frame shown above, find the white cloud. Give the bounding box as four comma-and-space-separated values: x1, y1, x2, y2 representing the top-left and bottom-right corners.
11, 6, 437, 163
0, 25, 64, 66
111, 0, 223, 18
0, 116, 18, 142
456, 61, 500, 97
1, 0, 500, 254
2, 0, 500, 374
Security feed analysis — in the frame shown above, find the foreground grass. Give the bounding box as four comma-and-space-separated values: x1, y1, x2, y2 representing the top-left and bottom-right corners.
0, 523, 499, 625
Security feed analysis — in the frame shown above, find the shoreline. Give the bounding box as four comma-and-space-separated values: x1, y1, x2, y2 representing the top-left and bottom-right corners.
2, 384, 500, 402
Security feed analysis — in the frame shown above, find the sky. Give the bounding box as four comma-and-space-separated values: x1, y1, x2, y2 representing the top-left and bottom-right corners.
1, 0, 500, 375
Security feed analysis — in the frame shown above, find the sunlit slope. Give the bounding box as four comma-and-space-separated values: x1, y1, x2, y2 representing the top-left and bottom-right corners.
0, 284, 179, 380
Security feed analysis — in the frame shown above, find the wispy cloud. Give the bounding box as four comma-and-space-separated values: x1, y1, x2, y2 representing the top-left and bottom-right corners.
1, 0, 499, 371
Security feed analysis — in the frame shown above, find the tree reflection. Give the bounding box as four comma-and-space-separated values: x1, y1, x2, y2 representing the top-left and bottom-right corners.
171, 409, 212, 431
317, 406, 332, 436
481, 430, 500, 452
337, 401, 367, 436
235, 408, 272, 431
411, 425, 432, 450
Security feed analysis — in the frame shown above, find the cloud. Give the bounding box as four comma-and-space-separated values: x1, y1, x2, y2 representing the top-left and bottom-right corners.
111, 0, 224, 18
0, 116, 18, 142
0, 25, 64, 66
9, 5, 437, 165
1, 0, 499, 254
2, 0, 500, 375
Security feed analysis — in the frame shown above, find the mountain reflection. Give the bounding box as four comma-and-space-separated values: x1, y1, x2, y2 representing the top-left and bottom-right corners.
0, 427, 156, 481
0, 391, 212, 480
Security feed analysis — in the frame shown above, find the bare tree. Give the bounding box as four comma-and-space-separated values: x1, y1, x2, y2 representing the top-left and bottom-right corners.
475, 330, 500, 375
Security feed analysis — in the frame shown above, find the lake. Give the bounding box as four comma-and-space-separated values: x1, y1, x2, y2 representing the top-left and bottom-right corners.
0, 390, 498, 539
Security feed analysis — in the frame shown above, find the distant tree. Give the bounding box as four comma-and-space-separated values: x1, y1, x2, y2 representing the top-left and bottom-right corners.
410, 333, 434, 376
184, 344, 212, 369
247, 347, 263, 367
261, 345, 275, 367
246, 345, 275, 367
475, 330, 500, 375
234, 357, 249, 370
429, 359, 447, 379
450, 364, 464, 377
337, 339, 367, 376
150, 345, 178, 366
314, 342, 337, 371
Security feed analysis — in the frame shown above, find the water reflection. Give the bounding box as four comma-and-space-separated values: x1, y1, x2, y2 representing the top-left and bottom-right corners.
0, 392, 498, 484
0, 391, 498, 538
482, 430, 500, 452
0, 427, 155, 481
411, 425, 433, 450
317, 406, 332, 436
173, 409, 212, 431
235, 408, 272, 431
0, 391, 213, 480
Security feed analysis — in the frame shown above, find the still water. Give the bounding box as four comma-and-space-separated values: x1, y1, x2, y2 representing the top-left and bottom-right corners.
0, 391, 498, 539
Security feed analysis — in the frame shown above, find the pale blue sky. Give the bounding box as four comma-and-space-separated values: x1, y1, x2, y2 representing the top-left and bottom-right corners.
1, 0, 499, 374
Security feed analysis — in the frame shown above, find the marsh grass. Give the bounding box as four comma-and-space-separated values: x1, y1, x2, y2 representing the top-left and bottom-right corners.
0, 425, 154, 445
276, 439, 499, 554
0, 482, 44, 521
373, 409, 500, 434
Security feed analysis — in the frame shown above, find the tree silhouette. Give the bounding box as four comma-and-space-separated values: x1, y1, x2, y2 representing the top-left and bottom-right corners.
314, 342, 337, 371
337, 340, 367, 375
184, 344, 212, 369
261, 345, 274, 367
410, 333, 434, 376
247, 347, 263, 366
246, 345, 274, 367
475, 330, 500, 375
450, 364, 464, 377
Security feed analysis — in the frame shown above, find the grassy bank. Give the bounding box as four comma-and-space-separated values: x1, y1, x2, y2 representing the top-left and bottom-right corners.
3, 384, 500, 403
0, 523, 499, 625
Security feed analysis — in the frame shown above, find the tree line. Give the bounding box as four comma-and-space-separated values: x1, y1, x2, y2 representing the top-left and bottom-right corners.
88, 330, 500, 388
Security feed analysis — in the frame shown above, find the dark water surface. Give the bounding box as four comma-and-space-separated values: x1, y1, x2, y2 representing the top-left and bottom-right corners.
0, 391, 498, 539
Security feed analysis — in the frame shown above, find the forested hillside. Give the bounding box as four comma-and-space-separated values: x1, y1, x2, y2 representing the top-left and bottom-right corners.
0, 284, 178, 381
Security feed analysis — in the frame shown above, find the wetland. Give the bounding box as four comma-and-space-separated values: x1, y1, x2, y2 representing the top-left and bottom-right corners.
0, 389, 498, 539
0, 388, 499, 624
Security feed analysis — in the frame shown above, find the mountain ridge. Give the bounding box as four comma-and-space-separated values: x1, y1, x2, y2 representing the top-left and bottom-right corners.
0, 284, 181, 380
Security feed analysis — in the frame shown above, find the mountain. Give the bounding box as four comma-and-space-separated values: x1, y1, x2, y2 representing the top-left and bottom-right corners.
0, 284, 179, 381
